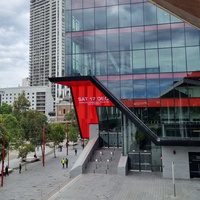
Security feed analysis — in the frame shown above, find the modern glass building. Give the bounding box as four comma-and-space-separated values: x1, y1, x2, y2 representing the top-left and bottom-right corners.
51, 0, 200, 179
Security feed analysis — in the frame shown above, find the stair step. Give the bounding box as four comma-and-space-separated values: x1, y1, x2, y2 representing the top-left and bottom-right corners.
84, 148, 122, 174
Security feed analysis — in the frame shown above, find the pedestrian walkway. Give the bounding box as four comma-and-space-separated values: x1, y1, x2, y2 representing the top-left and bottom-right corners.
49, 172, 200, 200
0, 142, 83, 200
1, 143, 200, 200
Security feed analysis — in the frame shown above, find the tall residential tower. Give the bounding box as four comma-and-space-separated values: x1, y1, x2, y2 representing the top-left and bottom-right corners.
29, 0, 65, 102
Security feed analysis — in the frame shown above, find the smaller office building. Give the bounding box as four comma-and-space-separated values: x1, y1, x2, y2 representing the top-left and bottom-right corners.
0, 86, 53, 115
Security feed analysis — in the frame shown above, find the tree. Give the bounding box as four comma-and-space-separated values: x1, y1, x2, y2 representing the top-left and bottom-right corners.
48, 123, 66, 158
64, 109, 79, 147
1, 114, 20, 166
20, 110, 48, 150
18, 143, 35, 159
68, 124, 78, 144
0, 103, 12, 114
13, 91, 30, 120
64, 109, 78, 127
18, 143, 35, 171
0, 123, 8, 162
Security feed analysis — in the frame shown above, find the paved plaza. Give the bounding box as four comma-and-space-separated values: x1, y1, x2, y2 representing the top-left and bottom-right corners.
50, 172, 200, 200
1, 143, 200, 200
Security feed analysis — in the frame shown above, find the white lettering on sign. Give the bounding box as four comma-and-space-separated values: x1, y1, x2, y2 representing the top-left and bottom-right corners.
78, 96, 110, 105
78, 97, 88, 102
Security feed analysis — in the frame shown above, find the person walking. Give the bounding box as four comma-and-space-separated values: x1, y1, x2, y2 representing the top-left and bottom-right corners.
5, 165, 9, 176
61, 158, 65, 168
19, 163, 22, 174
65, 158, 68, 168
75, 148, 77, 155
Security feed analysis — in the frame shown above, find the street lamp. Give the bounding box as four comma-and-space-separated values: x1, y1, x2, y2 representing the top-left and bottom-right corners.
42, 124, 46, 167
1, 131, 5, 187
66, 122, 69, 156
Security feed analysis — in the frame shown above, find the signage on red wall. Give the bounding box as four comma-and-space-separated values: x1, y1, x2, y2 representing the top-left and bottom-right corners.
77, 96, 110, 105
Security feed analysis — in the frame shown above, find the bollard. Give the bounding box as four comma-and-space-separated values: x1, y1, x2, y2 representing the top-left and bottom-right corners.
107, 159, 109, 169
100, 152, 102, 161
95, 159, 98, 169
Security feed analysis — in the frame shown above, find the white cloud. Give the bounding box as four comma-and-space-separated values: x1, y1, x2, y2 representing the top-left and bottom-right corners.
0, 0, 29, 88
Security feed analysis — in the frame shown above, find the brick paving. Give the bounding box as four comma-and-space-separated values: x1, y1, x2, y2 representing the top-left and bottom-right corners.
1, 144, 200, 200
50, 172, 200, 200
0, 143, 83, 200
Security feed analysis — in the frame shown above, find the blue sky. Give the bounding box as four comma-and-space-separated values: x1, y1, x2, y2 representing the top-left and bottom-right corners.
0, 0, 29, 88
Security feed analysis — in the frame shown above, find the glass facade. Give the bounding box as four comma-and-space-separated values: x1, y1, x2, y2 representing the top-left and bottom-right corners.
65, 0, 200, 171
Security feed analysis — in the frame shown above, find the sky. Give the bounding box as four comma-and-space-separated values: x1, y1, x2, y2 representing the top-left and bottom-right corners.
0, 0, 30, 88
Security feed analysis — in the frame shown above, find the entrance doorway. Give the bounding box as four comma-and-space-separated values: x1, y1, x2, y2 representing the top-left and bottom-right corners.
189, 152, 200, 178
129, 152, 152, 171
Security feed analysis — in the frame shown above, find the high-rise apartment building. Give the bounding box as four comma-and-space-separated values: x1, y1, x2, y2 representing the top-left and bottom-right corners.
29, 0, 65, 101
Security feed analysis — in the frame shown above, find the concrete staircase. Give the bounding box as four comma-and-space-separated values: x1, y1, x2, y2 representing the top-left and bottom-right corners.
84, 148, 122, 175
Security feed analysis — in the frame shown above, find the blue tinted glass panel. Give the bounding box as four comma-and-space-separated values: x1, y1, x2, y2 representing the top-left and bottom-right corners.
119, 0, 130, 4
132, 29, 144, 50
95, 33, 107, 52
119, 5, 131, 27
83, 34, 95, 53
131, 4, 144, 26
186, 47, 200, 72
108, 52, 120, 75
95, 7, 106, 29
185, 27, 200, 46
133, 79, 146, 98
95, 0, 106, 7
171, 15, 182, 23
158, 27, 171, 48
157, 8, 170, 24
145, 29, 158, 49
108, 80, 120, 98
146, 49, 159, 73
120, 51, 132, 74
95, 52, 107, 75
120, 30, 131, 50
72, 10, 82, 31
108, 32, 119, 51
144, 3, 156, 25
72, 0, 82, 9
159, 78, 174, 96
132, 50, 145, 73
159, 48, 172, 72
131, 0, 144, 3
66, 55, 72, 75
83, 53, 95, 75
66, 0, 71, 10
172, 48, 186, 72
83, 8, 94, 30
72, 36, 83, 54
83, 0, 94, 8
121, 79, 134, 99
107, 0, 118, 6
66, 37, 72, 54
66, 11, 72, 31
172, 27, 185, 47
107, 6, 119, 28
147, 79, 159, 98
72, 53, 82, 75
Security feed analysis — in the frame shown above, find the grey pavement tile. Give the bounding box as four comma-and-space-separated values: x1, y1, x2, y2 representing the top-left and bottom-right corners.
1, 144, 200, 200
